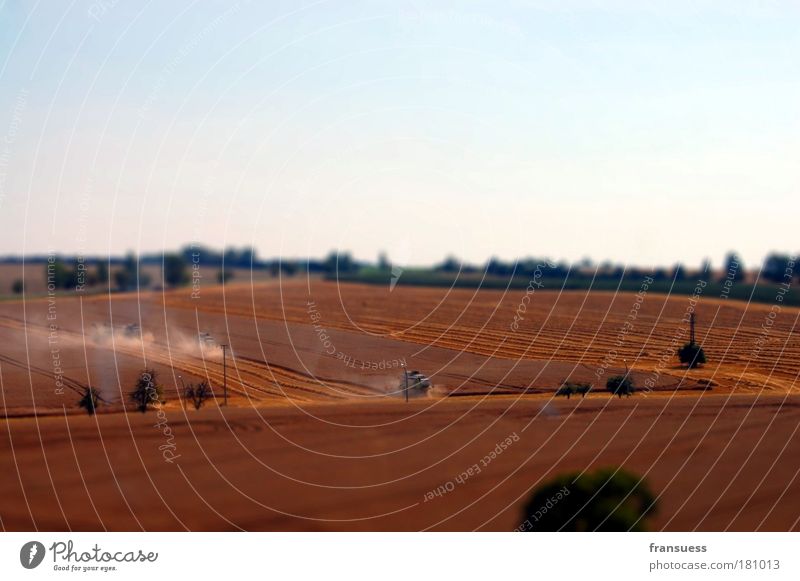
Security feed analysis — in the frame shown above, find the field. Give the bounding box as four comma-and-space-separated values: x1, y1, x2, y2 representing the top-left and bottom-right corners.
1, 278, 799, 530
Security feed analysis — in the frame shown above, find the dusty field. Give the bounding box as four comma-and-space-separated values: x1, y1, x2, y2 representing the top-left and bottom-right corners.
0, 279, 799, 530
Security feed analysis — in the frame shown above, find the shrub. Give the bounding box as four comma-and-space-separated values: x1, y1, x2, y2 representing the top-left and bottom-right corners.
45, 259, 76, 289
184, 380, 212, 410
11, 279, 23, 294
115, 253, 152, 291
606, 375, 634, 398
678, 342, 706, 368
78, 387, 101, 415
96, 261, 109, 284
557, 382, 592, 399
556, 384, 574, 398
519, 467, 658, 531
130, 369, 163, 413
163, 254, 189, 287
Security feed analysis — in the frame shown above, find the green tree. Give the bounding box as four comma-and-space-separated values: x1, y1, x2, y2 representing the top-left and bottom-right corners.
11, 279, 23, 294
163, 254, 188, 287
519, 467, 658, 531
606, 375, 634, 398
130, 369, 163, 413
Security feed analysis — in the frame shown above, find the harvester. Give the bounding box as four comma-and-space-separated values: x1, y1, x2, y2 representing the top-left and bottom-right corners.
400, 368, 432, 400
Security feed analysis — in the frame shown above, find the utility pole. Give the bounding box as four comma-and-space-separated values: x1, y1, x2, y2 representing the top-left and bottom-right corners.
178, 375, 186, 405
221, 344, 228, 406
690, 313, 696, 345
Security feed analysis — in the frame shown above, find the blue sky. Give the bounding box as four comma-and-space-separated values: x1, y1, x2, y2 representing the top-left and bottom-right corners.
0, 0, 797, 268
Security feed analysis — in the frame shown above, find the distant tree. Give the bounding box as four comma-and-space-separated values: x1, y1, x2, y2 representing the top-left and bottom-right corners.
11, 279, 23, 294
678, 342, 706, 368
116, 253, 151, 291
78, 387, 101, 415
47, 259, 73, 289
130, 369, 162, 413
324, 251, 358, 275
220, 247, 257, 268
96, 261, 109, 284
268, 260, 298, 277
377, 252, 390, 271
671, 263, 687, 281
651, 268, 669, 281
217, 269, 233, 284
436, 255, 461, 273
519, 468, 658, 531
184, 380, 212, 410
237, 247, 256, 267
699, 259, 712, 280
282, 261, 297, 276
114, 268, 131, 291
223, 248, 239, 268
606, 375, 634, 398
485, 257, 516, 277
163, 254, 188, 287
721, 252, 744, 283
763, 253, 793, 284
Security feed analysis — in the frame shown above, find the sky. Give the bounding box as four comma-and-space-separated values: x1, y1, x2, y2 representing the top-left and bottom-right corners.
0, 0, 797, 269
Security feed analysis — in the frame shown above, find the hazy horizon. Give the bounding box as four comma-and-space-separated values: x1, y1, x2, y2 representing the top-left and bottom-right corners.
1, 1, 797, 268
0, 244, 788, 273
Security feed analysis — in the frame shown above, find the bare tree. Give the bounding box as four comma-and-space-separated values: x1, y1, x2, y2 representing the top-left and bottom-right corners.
184, 380, 212, 410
